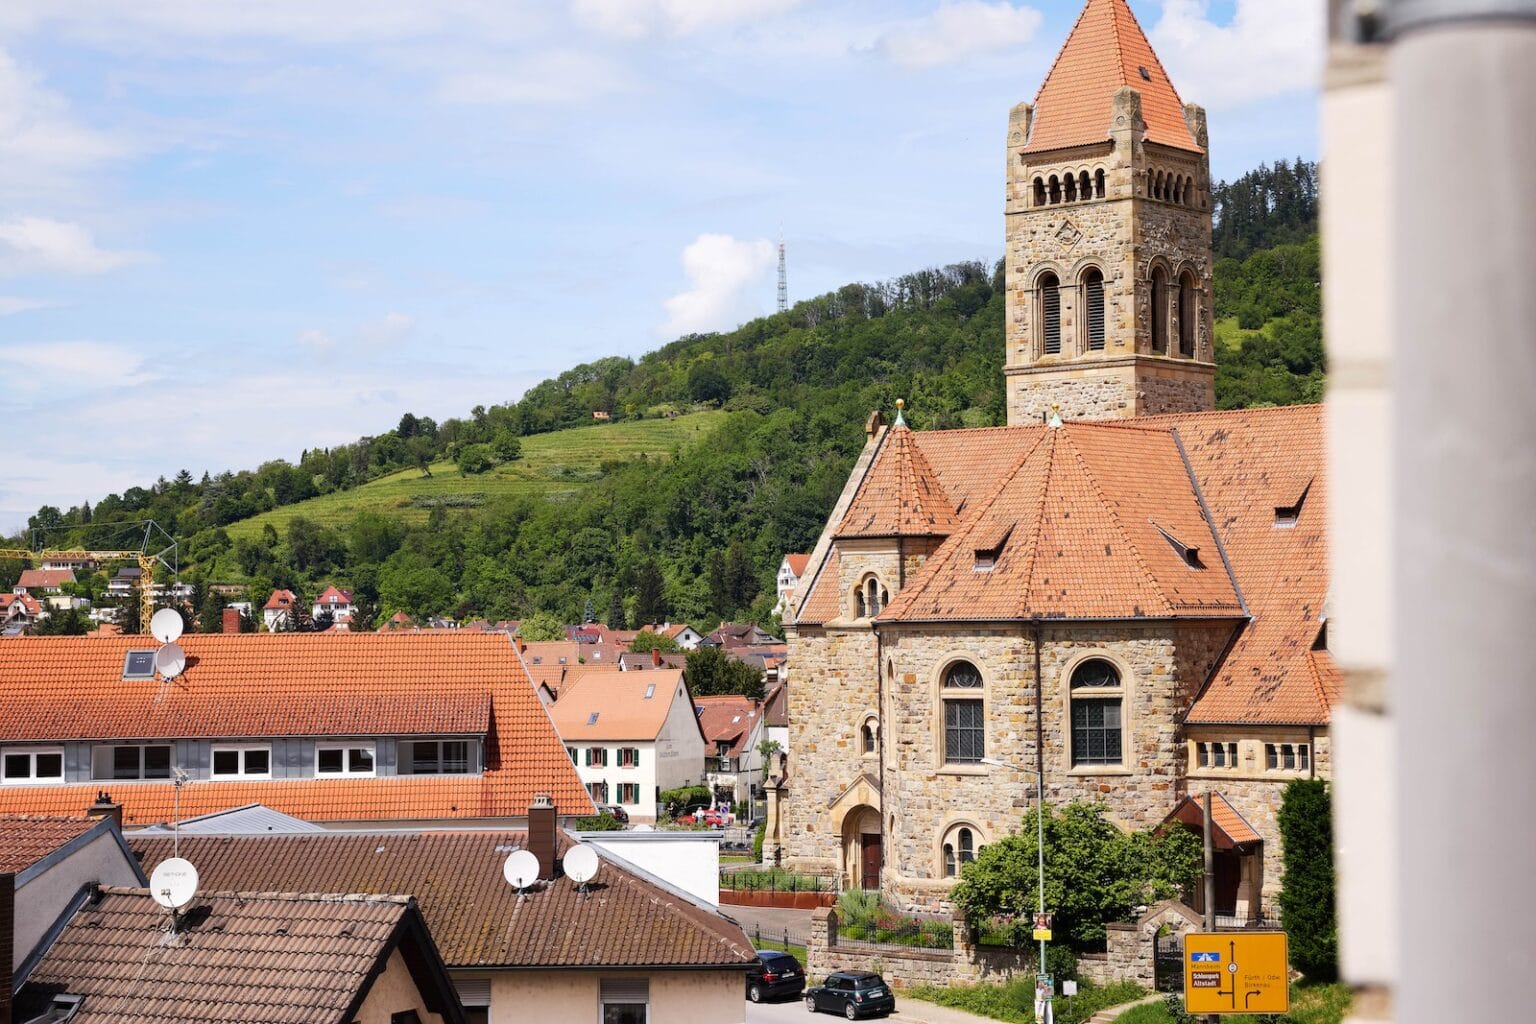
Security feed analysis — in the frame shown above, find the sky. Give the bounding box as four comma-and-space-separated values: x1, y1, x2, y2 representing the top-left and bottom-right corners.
0, 0, 1323, 534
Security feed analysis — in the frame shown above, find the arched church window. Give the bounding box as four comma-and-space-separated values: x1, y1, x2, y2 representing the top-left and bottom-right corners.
1033, 177, 1046, 207
861, 576, 882, 617
941, 823, 983, 877
862, 719, 877, 755
1084, 268, 1106, 351
1069, 658, 1124, 767
1151, 266, 1169, 354
1048, 175, 1061, 204
1094, 169, 1106, 198
1064, 173, 1077, 202
1040, 273, 1062, 355
1078, 171, 1091, 201
944, 661, 982, 688
1178, 271, 1197, 357
941, 661, 984, 764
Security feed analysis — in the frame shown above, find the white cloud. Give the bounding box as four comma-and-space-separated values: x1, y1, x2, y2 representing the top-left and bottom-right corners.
659, 233, 775, 338
877, 2, 1042, 70
0, 340, 157, 391
297, 328, 336, 352
0, 295, 50, 316
357, 311, 417, 348
571, 0, 803, 39
0, 217, 150, 275
0, 48, 123, 170
1149, 0, 1324, 109
437, 50, 631, 105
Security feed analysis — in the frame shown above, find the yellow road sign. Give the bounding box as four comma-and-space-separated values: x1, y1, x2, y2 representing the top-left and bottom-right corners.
1183, 931, 1289, 1015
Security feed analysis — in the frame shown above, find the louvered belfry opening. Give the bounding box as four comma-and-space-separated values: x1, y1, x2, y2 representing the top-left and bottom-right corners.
1179, 271, 1197, 357
1085, 269, 1106, 350
1041, 273, 1062, 355
1151, 267, 1169, 354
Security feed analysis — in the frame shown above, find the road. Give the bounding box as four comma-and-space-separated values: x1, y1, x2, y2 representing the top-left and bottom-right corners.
746, 993, 998, 1024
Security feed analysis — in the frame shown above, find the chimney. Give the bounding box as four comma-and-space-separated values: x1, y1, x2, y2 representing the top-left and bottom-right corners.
222, 607, 241, 633
86, 791, 122, 829
1, 871, 13, 1024
528, 794, 556, 881
516, 636, 526, 654
651, 647, 662, 668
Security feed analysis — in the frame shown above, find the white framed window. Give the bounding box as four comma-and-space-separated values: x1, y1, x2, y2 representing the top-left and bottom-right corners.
600, 977, 648, 1024
1, 746, 65, 785
316, 742, 376, 777
210, 744, 271, 779
92, 744, 173, 781
618, 782, 640, 804
406, 740, 471, 775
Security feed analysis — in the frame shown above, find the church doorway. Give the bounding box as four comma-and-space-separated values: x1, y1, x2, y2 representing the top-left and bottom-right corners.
841, 806, 882, 890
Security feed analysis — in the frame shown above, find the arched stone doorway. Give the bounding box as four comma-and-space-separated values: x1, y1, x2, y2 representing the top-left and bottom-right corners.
841, 805, 882, 891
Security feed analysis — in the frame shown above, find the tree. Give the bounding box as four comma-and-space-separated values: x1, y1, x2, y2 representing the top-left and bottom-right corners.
606, 590, 627, 630
492, 431, 522, 463
687, 363, 731, 404
518, 610, 565, 642
456, 443, 495, 476
199, 587, 226, 633
407, 436, 437, 478
33, 607, 90, 635
1278, 779, 1337, 981
951, 801, 1202, 950
684, 645, 764, 698
117, 594, 143, 636
379, 565, 453, 620
757, 738, 782, 786
633, 560, 667, 625
629, 630, 680, 654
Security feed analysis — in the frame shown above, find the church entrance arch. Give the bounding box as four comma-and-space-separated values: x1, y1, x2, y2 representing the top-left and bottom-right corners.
842, 805, 882, 890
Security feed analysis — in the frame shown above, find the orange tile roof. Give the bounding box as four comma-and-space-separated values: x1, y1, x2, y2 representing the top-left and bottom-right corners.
1024, 0, 1200, 154
785, 553, 811, 577
695, 696, 761, 757
1163, 792, 1263, 848
0, 633, 593, 821
793, 547, 842, 625
0, 814, 97, 873
262, 588, 296, 610
17, 568, 74, 589
838, 423, 958, 538
548, 669, 689, 742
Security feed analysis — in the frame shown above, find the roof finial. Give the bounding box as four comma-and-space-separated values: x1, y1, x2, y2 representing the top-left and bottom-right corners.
894, 398, 906, 426
1047, 403, 1063, 429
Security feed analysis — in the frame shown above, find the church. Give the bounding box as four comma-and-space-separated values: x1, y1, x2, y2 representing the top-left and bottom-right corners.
777, 0, 1333, 920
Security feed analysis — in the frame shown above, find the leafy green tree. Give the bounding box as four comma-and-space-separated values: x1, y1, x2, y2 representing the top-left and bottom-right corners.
379, 565, 453, 619
1278, 779, 1337, 981
633, 560, 667, 625
407, 436, 437, 478
456, 443, 495, 476
33, 607, 91, 635
492, 431, 522, 463
687, 363, 731, 404
517, 610, 565, 642
199, 587, 226, 633
951, 801, 1202, 950
684, 645, 764, 698
629, 630, 680, 654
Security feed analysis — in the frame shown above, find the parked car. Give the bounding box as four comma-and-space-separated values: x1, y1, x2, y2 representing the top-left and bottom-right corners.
680, 807, 731, 826
745, 949, 804, 1003
603, 805, 629, 823
804, 971, 895, 1019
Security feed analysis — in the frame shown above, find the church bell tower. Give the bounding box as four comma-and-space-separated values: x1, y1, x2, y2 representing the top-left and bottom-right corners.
1004, 0, 1215, 424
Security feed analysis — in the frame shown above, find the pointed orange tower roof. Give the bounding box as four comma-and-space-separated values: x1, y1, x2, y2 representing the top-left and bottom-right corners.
837, 405, 958, 539
1024, 0, 1200, 154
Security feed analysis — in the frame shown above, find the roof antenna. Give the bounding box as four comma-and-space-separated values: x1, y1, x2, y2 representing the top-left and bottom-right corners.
894, 398, 906, 427
171, 767, 189, 860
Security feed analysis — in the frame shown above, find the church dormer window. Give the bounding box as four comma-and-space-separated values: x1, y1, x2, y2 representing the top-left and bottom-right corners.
1151, 266, 1169, 354
1084, 269, 1106, 351
1040, 274, 1062, 355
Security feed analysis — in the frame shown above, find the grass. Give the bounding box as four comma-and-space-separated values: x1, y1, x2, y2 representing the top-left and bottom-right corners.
751, 937, 809, 963
1214, 315, 1284, 349
223, 411, 726, 542
908, 978, 1147, 1024
1115, 982, 1351, 1024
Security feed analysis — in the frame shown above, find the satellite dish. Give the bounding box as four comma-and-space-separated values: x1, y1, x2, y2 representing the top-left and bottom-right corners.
503, 849, 541, 890
562, 844, 599, 886
154, 643, 186, 680
150, 608, 184, 644
150, 857, 199, 909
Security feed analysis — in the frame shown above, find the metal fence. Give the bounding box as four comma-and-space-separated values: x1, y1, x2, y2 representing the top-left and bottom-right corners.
747, 922, 810, 952
720, 868, 834, 893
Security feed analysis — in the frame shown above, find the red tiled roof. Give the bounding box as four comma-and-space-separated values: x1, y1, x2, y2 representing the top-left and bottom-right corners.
1024, 0, 1200, 154
16, 568, 74, 589
314, 585, 353, 605
131, 830, 758, 969
263, 588, 296, 610
695, 696, 761, 757
1163, 792, 1263, 849
784, 553, 811, 577
0, 814, 96, 873
793, 547, 842, 625
1, 592, 43, 616
837, 423, 958, 539
548, 669, 686, 742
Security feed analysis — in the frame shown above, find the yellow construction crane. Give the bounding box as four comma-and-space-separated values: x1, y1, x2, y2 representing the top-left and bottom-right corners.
1, 548, 166, 635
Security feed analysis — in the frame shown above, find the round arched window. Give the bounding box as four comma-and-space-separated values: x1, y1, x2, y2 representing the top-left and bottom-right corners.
943, 661, 983, 689
1071, 659, 1120, 688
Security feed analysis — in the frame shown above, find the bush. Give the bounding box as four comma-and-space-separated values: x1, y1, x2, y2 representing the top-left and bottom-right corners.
629, 630, 681, 654
659, 785, 711, 818
907, 977, 1144, 1024
752, 821, 765, 863
456, 443, 496, 476
1278, 779, 1337, 981
573, 812, 624, 831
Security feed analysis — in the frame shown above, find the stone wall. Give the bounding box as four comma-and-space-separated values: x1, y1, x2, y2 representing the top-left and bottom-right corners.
808, 907, 1036, 990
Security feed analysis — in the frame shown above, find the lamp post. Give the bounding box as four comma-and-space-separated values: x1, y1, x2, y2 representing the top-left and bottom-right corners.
980, 755, 1050, 1021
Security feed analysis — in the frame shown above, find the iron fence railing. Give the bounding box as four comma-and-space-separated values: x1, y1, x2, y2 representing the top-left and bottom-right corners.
720, 868, 834, 893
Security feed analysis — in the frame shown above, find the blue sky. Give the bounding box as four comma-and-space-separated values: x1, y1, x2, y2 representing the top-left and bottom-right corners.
0, 0, 1321, 533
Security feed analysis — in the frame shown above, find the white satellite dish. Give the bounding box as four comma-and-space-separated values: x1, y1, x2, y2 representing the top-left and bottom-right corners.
150, 608, 184, 644
503, 849, 541, 890
149, 857, 199, 910
154, 643, 186, 680
562, 843, 599, 886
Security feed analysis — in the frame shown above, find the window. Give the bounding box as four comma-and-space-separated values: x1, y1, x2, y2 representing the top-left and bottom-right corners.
618, 782, 640, 804
567, 746, 578, 764
2, 747, 64, 785
859, 576, 885, 618
862, 720, 877, 755
1078, 171, 1091, 201
211, 745, 271, 779
1064, 172, 1077, 201
122, 650, 156, 679
1033, 177, 1046, 206
1084, 268, 1105, 350
618, 747, 640, 768
1178, 271, 1197, 356
1151, 267, 1169, 353
600, 977, 648, 1024
942, 824, 980, 877
1040, 273, 1062, 355
1094, 168, 1106, 198
1048, 174, 1061, 204
391, 1013, 422, 1024
1069, 659, 1123, 767
316, 743, 375, 777
1197, 742, 1210, 768
944, 701, 984, 764
407, 740, 470, 775
1265, 743, 1311, 772
588, 780, 610, 804
92, 744, 172, 781
585, 747, 609, 767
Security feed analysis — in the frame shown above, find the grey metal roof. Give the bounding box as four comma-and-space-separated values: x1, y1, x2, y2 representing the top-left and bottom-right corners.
126, 803, 325, 835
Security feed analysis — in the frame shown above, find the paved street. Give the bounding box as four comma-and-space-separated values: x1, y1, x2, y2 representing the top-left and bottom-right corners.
746, 992, 1000, 1024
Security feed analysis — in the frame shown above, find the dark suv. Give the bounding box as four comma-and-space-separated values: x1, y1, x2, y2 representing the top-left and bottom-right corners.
745, 949, 804, 1003
804, 971, 895, 1019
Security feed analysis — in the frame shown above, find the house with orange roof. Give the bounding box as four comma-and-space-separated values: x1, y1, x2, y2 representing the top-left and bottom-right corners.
14, 569, 74, 596
779, 0, 1334, 925
0, 633, 592, 827
546, 669, 706, 822
310, 584, 354, 623
639, 622, 704, 650
695, 695, 765, 814
261, 588, 298, 631
773, 553, 811, 615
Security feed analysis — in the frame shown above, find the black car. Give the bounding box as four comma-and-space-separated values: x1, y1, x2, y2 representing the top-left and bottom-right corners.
804, 971, 895, 1019
745, 949, 805, 1003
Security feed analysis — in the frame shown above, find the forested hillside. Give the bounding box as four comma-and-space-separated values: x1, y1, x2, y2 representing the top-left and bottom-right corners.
7, 162, 1321, 631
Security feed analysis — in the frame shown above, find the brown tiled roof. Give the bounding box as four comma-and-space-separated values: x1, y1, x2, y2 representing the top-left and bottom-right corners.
131, 830, 758, 970
548, 669, 686, 742
18, 887, 459, 1024
16, 568, 74, 589
0, 634, 593, 821
695, 696, 761, 757
0, 814, 96, 873
793, 547, 841, 625
1163, 792, 1263, 849
838, 423, 958, 538
1024, 0, 1200, 154
263, 588, 297, 610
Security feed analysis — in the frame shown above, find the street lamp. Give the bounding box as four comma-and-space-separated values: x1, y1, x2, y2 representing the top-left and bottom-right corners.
980, 755, 1051, 1022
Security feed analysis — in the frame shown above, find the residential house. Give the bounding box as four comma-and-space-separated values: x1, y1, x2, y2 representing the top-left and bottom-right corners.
762, 681, 789, 756
0, 594, 43, 633
639, 623, 703, 650
378, 610, 416, 631
130, 805, 756, 1024
311, 585, 355, 623
13, 570, 73, 597
617, 649, 687, 672
694, 695, 765, 813
12, 887, 465, 1024
772, 553, 810, 616
38, 557, 96, 573
0, 633, 593, 826
700, 622, 779, 650
104, 567, 140, 601
547, 669, 706, 822
263, 588, 298, 630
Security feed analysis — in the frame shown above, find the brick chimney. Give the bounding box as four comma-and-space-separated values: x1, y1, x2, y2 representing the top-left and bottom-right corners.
2, 871, 13, 1024
651, 647, 662, 668
222, 607, 241, 633
86, 791, 122, 829
528, 794, 556, 881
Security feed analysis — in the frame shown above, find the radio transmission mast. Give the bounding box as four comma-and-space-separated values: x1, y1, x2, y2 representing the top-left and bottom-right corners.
776, 228, 788, 313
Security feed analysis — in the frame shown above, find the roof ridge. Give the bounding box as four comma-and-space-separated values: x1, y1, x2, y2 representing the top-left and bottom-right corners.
1015, 429, 1058, 617
1116, 0, 1190, 125
1059, 427, 1172, 615
1032, 0, 1097, 110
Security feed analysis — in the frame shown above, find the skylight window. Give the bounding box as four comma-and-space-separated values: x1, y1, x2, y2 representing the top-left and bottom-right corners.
122, 650, 156, 679
644, 684, 656, 699
1138, 65, 1151, 81
587, 712, 599, 725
